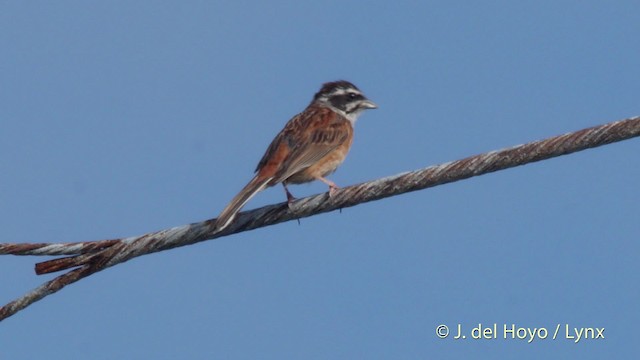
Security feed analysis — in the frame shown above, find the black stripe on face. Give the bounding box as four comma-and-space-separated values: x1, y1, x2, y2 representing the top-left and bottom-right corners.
329, 92, 365, 112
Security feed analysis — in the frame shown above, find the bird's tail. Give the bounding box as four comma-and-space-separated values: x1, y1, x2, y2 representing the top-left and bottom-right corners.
215, 175, 271, 232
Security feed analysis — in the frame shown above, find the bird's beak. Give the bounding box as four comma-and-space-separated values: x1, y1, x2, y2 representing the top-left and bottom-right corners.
361, 99, 378, 109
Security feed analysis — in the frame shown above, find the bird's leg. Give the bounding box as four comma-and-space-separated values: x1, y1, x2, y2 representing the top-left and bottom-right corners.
282, 183, 296, 208
316, 177, 339, 197
283, 184, 301, 224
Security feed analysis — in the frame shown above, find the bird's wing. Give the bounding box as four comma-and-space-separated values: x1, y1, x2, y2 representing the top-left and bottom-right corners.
255, 106, 352, 183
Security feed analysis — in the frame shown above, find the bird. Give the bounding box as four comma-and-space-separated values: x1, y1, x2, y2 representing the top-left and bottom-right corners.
214, 80, 377, 232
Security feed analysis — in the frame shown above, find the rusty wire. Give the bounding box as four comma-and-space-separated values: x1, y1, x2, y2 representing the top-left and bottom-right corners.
1, 115, 639, 321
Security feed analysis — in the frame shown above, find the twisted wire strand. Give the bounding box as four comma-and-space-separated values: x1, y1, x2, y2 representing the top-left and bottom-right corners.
1, 115, 639, 321
0, 239, 121, 256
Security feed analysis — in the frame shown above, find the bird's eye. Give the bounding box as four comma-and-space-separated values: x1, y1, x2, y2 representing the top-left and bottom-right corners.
348, 93, 357, 98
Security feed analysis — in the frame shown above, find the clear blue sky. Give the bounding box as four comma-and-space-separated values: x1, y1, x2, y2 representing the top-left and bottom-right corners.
1, 1, 638, 358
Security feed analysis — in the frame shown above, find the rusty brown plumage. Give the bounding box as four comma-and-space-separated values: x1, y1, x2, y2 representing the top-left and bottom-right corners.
214, 81, 377, 231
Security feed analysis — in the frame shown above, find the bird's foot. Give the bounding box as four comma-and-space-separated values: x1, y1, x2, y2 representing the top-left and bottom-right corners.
328, 184, 339, 198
